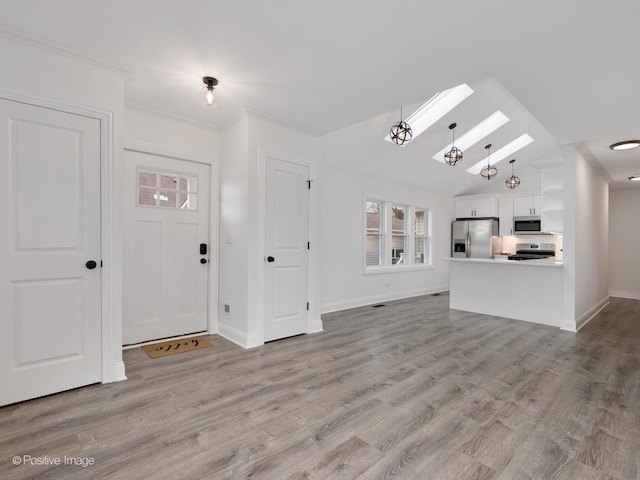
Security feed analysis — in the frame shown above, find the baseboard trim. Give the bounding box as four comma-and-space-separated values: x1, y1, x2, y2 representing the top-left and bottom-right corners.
575, 296, 610, 332
609, 290, 640, 300
321, 286, 449, 314
217, 323, 254, 349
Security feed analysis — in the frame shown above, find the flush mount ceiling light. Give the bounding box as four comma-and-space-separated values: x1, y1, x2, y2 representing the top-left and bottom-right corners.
628, 174, 640, 181
467, 134, 534, 175
432, 111, 509, 163
480, 144, 498, 180
610, 140, 640, 151
201, 76, 219, 108
505, 159, 521, 189
444, 123, 463, 166
384, 83, 474, 146
389, 106, 413, 145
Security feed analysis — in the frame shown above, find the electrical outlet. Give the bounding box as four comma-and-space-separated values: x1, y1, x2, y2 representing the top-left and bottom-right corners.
224, 304, 230, 313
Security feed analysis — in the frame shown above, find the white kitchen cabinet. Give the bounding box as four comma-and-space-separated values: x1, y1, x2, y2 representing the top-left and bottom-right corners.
513, 194, 541, 217
454, 195, 499, 219
499, 197, 514, 236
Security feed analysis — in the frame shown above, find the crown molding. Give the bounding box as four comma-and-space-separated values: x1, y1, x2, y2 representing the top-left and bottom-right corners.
245, 107, 325, 137
125, 103, 218, 131
0, 22, 132, 76
123, 139, 212, 165
217, 106, 325, 138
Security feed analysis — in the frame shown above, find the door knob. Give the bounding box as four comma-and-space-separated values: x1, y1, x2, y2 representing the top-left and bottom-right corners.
200, 258, 207, 264
267, 256, 275, 263
86, 260, 97, 270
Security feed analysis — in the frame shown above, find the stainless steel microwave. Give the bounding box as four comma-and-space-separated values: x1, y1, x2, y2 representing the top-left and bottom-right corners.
513, 216, 541, 234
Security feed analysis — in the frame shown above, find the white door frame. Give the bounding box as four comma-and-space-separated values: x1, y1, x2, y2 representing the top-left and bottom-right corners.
256, 148, 319, 346
0, 87, 124, 383
124, 140, 219, 338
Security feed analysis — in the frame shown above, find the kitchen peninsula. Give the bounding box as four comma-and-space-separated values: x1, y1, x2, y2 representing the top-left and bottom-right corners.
447, 257, 563, 327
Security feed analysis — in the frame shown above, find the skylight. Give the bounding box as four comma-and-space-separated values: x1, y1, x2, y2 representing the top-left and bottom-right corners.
431, 111, 510, 162
384, 83, 474, 146
466, 134, 534, 175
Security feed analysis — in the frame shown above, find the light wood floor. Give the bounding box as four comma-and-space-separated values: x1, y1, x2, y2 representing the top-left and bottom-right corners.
1, 294, 639, 479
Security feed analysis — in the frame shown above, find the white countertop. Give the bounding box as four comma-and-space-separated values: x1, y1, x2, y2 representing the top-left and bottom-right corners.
445, 257, 563, 268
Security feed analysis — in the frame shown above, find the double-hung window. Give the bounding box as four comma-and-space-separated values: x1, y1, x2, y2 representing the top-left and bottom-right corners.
365, 200, 383, 267
364, 198, 432, 272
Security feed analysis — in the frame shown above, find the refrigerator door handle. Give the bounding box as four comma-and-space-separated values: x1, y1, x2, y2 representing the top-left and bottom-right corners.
466, 232, 470, 258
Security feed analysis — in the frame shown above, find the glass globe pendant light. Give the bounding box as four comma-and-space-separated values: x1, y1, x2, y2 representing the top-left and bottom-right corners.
389, 106, 413, 145
201, 76, 219, 108
480, 144, 498, 180
444, 122, 463, 166
505, 159, 521, 189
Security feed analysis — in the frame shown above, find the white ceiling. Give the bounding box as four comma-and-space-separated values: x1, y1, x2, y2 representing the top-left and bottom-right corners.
2, 0, 639, 190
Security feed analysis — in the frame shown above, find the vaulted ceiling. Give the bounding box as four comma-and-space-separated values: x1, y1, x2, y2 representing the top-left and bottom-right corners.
2, 0, 639, 190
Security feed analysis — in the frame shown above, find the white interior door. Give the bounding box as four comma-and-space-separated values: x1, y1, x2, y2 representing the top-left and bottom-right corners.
0, 99, 102, 406
123, 151, 210, 345
264, 157, 309, 342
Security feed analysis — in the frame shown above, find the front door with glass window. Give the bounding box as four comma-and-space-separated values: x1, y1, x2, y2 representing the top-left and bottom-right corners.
123, 151, 210, 345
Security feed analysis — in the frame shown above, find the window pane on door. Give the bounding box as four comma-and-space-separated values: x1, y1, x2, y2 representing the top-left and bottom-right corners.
137, 168, 199, 211
138, 187, 156, 206
138, 170, 157, 187
158, 190, 177, 208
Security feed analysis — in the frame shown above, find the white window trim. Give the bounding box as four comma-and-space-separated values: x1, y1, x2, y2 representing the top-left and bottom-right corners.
363, 197, 433, 274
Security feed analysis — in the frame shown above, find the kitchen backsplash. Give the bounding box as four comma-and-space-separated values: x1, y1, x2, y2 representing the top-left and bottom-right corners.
499, 234, 563, 260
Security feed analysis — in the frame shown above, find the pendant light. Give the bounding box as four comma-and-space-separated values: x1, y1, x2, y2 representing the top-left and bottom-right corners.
389, 106, 413, 145
505, 159, 521, 189
480, 144, 498, 180
201, 76, 219, 108
444, 123, 463, 166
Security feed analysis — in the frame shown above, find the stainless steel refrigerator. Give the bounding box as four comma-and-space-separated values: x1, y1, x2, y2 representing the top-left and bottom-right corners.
451, 219, 500, 259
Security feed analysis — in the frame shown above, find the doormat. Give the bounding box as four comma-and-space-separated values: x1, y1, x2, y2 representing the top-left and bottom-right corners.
141, 336, 213, 359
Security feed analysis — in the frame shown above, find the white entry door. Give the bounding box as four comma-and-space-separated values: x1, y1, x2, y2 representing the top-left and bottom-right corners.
123, 151, 210, 344
0, 99, 102, 406
263, 157, 309, 342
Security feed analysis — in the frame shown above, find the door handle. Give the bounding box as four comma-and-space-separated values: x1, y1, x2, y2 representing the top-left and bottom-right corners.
200, 243, 207, 255
267, 256, 275, 263
200, 258, 207, 264
86, 260, 97, 270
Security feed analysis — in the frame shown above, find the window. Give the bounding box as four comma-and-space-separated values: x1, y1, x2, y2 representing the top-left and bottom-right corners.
414, 209, 429, 265
391, 205, 407, 264
365, 200, 383, 267
364, 199, 431, 271
137, 168, 198, 210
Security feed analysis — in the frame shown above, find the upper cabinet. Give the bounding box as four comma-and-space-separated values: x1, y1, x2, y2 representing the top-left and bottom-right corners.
499, 197, 514, 236
513, 194, 541, 217
454, 195, 499, 219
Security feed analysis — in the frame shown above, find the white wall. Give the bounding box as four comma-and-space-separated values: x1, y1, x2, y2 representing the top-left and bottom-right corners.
562, 144, 610, 331
124, 108, 218, 160
218, 115, 250, 346
0, 35, 127, 381
609, 189, 640, 299
320, 166, 451, 312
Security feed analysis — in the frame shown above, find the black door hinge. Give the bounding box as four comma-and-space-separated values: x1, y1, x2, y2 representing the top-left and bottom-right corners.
307, 180, 312, 189
306, 302, 309, 311
307, 242, 310, 250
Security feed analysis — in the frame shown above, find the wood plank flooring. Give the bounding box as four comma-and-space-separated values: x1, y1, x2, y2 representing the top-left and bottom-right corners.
1, 293, 639, 479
